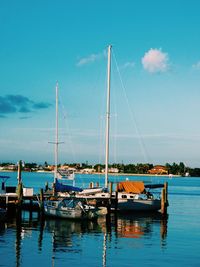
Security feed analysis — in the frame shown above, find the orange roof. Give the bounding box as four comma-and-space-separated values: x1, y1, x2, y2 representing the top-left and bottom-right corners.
148, 165, 168, 174
152, 165, 167, 170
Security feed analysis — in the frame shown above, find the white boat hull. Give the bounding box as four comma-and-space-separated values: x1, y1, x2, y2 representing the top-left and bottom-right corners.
78, 187, 103, 195
44, 206, 83, 219
44, 199, 98, 220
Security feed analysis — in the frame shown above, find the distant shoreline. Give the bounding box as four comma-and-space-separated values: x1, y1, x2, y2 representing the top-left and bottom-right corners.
79, 172, 181, 177
0, 169, 181, 177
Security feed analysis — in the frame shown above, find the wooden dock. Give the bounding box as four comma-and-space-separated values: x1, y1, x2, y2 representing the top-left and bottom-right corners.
0, 161, 168, 218
0, 182, 168, 217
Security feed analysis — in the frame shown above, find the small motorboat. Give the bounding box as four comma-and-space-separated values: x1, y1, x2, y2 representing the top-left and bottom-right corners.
44, 198, 99, 220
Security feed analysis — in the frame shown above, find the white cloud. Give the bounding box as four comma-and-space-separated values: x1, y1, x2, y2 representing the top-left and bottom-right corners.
76, 50, 105, 66
192, 61, 200, 70
141, 48, 169, 73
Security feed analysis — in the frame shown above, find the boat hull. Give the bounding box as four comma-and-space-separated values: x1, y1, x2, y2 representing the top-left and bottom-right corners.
116, 199, 161, 212
44, 203, 98, 220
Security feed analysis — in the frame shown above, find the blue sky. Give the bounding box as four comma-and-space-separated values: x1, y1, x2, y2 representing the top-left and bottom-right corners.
1, 0, 200, 167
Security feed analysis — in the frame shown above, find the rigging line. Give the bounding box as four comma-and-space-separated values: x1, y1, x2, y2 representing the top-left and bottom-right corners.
112, 49, 149, 163
113, 112, 118, 164
58, 93, 77, 164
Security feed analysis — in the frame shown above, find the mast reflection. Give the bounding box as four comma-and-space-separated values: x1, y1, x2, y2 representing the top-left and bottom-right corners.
45, 218, 101, 251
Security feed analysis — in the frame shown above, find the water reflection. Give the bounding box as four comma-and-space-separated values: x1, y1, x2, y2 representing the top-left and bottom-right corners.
101, 213, 168, 266
98, 213, 168, 267
114, 212, 168, 242
0, 211, 168, 267
45, 218, 101, 251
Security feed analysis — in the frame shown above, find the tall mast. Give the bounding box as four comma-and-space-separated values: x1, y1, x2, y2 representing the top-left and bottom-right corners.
105, 45, 112, 188
54, 82, 59, 182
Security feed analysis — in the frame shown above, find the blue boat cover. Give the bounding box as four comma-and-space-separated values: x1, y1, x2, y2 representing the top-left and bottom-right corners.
55, 179, 82, 192
0, 176, 10, 179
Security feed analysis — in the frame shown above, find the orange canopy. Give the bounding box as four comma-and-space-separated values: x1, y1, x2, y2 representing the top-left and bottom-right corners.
117, 181, 145, 194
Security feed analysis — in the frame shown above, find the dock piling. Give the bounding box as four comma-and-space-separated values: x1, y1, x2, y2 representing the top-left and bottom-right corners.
161, 182, 168, 215
17, 182, 23, 207
114, 184, 118, 212
39, 189, 44, 212
89, 182, 94, 189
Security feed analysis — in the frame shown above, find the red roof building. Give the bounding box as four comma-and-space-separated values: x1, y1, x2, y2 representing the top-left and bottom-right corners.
148, 165, 168, 175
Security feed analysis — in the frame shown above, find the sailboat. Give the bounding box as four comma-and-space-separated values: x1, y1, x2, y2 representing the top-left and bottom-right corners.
44, 83, 100, 220
51, 47, 165, 213
106, 46, 164, 211
49, 83, 104, 196
75, 45, 164, 212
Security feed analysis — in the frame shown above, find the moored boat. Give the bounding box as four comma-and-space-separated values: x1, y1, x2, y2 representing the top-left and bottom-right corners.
73, 46, 166, 213
76, 181, 164, 212
44, 198, 99, 220
49, 46, 168, 214
114, 181, 163, 212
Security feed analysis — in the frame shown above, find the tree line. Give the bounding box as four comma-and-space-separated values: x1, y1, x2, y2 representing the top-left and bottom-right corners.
1, 161, 200, 177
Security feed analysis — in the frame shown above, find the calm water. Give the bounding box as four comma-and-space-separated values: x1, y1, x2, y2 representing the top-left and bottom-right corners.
0, 172, 200, 267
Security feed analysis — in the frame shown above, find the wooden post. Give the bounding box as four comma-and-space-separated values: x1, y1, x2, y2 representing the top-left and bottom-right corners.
39, 188, 44, 211
40, 188, 44, 201
40, 188, 44, 204
109, 182, 113, 195
161, 188, 165, 214
115, 184, 118, 212
165, 182, 168, 207
17, 160, 22, 184
45, 182, 49, 192
52, 182, 56, 196
161, 182, 168, 215
17, 160, 23, 209
17, 182, 23, 207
